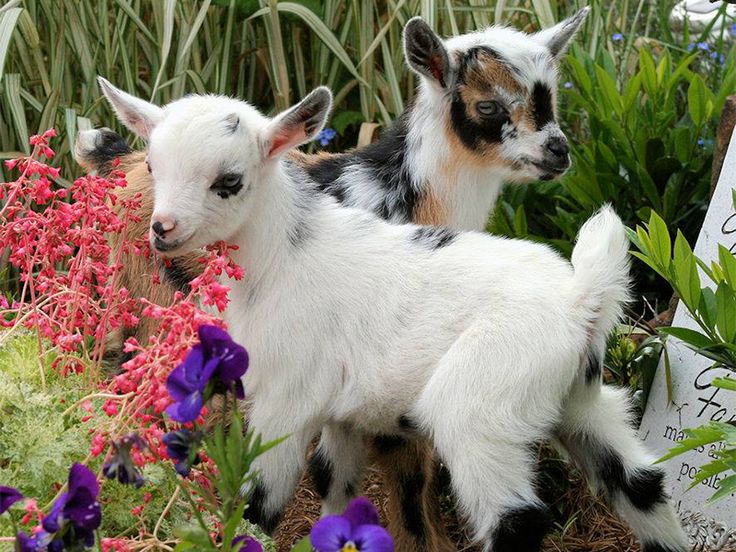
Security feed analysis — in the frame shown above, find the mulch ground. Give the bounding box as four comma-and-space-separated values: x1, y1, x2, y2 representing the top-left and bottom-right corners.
274, 458, 639, 552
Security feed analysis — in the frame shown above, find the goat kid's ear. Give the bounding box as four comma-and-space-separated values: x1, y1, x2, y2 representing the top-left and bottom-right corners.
403, 17, 452, 89
97, 76, 164, 140
262, 86, 333, 159
534, 7, 590, 59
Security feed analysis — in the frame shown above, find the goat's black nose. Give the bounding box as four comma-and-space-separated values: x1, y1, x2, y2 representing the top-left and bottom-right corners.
152, 221, 166, 238
546, 137, 570, 158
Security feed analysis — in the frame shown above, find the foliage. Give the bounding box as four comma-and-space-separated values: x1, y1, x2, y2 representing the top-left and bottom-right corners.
629, 206, 736, 502
0, 0, 656, 181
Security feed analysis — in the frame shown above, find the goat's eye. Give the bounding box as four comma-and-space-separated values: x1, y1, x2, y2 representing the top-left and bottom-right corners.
211, 173, 243, 195
146, 161, 152, 173
476, 101, 502, 117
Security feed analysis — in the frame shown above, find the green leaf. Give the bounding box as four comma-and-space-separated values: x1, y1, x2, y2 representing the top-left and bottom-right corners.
648, 211, 671, 271
710, 473, 736, 502
688, 74, 708, 127
715, 283, 736, 342
719, 244, 736, 290
595, 65, 623, 117
672, 230, 701, 310
639, 47, 658, 98
290, 537, 314, 552
0, 6, 22, 86
174, 524, 216, 548
712, 377, 736, 391
658, 422, 727, 462
659, 327, 714, 349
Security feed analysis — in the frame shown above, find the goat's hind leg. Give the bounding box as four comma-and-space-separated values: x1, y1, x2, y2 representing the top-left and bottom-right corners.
557, 383, 688, 552
414, 325, 557, 552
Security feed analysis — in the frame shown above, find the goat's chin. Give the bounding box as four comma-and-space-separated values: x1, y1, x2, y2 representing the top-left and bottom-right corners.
151, 233, 198, 258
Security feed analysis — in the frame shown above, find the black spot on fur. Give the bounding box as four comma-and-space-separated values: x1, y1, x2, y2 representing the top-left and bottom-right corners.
598, 449, 667, 512
412, 226, 457, 249
301, 109, 420, 223
456, 46, 510, 83
304, 156, 350, 204
344, 480, 356, 498
641, 543, 687, 552
398, 415, 417, 431
162, 258, 195, 293
531, 81, 554, 130
373, 434, 408, 453
210, 173, 244, 199
491, 503, 552, 552
308, 449, 333, 498
585, 351, 602, 383
398, 470, 426, 543
450, 92, 507, 151
85, 128, 132, 175
243, 483, 282, 534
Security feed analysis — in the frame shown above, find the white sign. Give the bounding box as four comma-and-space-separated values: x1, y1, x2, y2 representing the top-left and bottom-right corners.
639, 127, 736, 548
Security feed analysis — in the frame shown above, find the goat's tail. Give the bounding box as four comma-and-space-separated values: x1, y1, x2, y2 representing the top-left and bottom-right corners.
570, 205, 631, 379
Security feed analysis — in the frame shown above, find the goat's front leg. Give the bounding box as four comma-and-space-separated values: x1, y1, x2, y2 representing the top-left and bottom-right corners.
242, 400, 319, 534
308, 422, 367, 515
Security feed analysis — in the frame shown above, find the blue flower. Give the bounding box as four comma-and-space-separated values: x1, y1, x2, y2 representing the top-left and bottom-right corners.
165, 325, 249, 423
697, 42, 710, 52
564, 81, 573, 90
710, 51, 726, 65
16, 531, 57, 552
730, 23, 736, 36
310, 497, 393, 552
0, 486, 23, 514
162, 429, 202, 477
41, 464, 101, 549
687, 43, 695, 52
232, 535, 264, 552
103, 434, 145, 488
316, 128, 337, 147
612, 33, 623, 42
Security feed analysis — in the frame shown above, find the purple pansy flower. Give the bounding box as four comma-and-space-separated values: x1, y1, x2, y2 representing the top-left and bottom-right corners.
0, 486, 23, 514
165, 325, 248, 422
316, 128, 337, 147
16, 531, 58, 552
162, 429, 202, 477
103, 434, 145, 488
611, 33, 623, 42
232, 534, 264, 552
311, 497, 393, 552
41, 464, 101, 548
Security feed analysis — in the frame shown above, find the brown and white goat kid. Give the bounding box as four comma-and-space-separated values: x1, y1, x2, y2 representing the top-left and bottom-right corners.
95, 79, 688, 552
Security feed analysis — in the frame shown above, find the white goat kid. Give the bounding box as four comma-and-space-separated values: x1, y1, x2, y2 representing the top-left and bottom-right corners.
98, 79, 689, 552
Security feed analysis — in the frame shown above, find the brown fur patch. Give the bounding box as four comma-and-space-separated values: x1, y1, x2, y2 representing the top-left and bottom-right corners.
442, 115, 506, 179
371, 438, 457, 552
414, 189, 449, 226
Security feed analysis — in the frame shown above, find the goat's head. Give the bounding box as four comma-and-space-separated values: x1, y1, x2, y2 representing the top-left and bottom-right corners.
404, 8, 588, 182
98, 78, 332, 256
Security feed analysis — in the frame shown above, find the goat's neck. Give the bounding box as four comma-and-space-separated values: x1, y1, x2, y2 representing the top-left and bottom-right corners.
406, 88, 505, 232
229, 164, 296, 280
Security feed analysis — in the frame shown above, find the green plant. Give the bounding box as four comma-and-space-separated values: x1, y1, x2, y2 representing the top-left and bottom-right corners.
629, 207, 736, 502
0, 0, 575, 184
